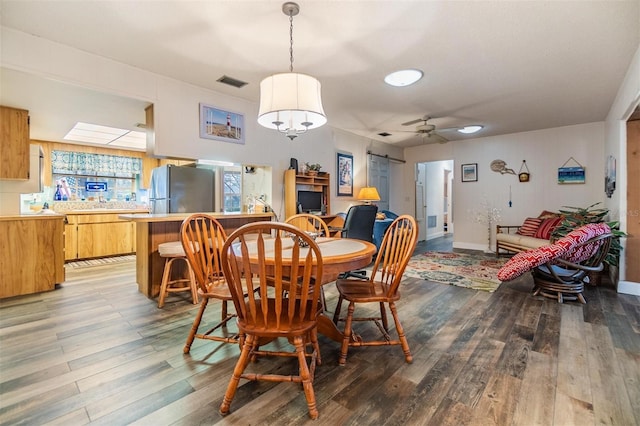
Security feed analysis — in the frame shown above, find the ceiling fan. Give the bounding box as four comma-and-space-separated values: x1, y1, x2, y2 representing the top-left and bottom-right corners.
399, 116, 450, 144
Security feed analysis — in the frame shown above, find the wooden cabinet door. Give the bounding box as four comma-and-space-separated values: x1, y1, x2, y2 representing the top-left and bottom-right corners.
0, 106, 30, 179
64, 224, 78, 260
77, 222, 134, 258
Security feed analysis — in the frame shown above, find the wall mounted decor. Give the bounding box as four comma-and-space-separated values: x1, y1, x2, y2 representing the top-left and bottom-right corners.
490, 159, 515, 175
605, 155, 616, 198
558, 157, 585, 184
199, 103, 245, 144
337, 152, 353, 196
461, 163, 478, 182
518, 160, 530, 182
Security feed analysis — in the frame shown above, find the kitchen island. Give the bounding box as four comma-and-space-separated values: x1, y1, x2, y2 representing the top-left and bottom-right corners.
119, 212, 274, 298
0, 213, 65, 298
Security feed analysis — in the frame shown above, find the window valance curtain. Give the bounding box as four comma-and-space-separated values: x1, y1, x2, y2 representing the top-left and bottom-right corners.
52, 150, 142, 177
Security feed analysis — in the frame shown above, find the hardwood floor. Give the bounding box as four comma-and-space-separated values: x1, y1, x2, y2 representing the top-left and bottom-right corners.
1, 250, 639, 425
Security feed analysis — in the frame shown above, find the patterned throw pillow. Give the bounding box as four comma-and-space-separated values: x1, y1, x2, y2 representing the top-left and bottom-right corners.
516, 217, 543, 237
534, 216, 563, 240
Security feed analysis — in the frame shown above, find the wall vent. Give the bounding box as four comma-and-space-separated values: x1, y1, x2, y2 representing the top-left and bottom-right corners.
377, 132, 391, 137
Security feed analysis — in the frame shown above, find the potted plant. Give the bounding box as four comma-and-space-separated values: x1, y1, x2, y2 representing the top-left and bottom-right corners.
550, 202, 626, 284
305, 163, 322, 176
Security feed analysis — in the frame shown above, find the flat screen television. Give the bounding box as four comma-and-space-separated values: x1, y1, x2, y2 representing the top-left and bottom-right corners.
297, 190, 323, 213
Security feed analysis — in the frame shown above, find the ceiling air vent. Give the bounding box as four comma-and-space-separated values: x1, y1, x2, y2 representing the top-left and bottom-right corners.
217, 75, 248, 88
378, 132, 391, 137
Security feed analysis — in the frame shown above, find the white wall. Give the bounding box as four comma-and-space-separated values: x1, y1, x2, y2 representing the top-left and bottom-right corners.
0, 27, 404, 219
605, 43, 640, 295
405, 122, 606, 251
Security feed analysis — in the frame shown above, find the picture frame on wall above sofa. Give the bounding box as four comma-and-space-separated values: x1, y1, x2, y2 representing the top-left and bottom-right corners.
461, 163, 478, 182
199, 103, 245, 144
337, 152, 353, 196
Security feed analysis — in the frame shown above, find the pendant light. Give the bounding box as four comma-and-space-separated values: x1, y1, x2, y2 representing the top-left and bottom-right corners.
258, 2, 326, 140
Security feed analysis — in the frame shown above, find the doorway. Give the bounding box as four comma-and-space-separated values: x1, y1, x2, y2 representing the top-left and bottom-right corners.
415, 160, 454, 242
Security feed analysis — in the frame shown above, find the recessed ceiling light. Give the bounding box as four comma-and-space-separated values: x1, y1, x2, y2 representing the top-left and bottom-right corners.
457, 125, 483, 134
384, 69, 423, 87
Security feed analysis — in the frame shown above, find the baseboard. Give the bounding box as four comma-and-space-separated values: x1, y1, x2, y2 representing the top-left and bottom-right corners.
426, 231, 445, 241
452, 242, 489, 252
617, 280, 640, 296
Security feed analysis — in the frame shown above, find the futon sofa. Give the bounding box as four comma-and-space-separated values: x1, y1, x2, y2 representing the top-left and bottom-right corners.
496, 211, 563, 255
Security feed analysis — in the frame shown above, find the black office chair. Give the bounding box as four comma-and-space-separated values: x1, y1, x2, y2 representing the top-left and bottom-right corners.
339, 204, 378, 279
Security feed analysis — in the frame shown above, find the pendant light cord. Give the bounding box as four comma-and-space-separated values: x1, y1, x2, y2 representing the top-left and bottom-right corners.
289, 12, 294, 72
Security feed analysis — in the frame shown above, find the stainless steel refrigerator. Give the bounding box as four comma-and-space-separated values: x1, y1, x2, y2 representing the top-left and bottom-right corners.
149, 165, 215, 214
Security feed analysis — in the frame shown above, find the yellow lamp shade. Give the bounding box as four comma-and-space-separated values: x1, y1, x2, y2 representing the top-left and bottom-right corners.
357, 187, 381, 202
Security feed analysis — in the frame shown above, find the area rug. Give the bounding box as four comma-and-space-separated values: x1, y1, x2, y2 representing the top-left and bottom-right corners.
403, 251, 507, 292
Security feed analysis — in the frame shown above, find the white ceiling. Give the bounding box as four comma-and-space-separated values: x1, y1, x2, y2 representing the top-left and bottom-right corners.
1, 0, 638, 148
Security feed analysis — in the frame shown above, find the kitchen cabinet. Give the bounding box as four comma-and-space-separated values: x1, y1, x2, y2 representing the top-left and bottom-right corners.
64, 211, 142, 260
0, 106, 30, 180
0, 215, 65, 298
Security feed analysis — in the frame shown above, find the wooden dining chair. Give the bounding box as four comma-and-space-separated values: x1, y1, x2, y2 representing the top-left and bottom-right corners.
180, 213, 237, 353
285, 213, 330, 309
332, 214, 418, 365
285, 213, 330, 237
219, 222, 324, 420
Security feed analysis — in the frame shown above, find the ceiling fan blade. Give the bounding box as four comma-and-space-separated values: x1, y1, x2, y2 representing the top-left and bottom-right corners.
431, 132, 449, 144
402, 118, 424, 126
402, 115, 432, 126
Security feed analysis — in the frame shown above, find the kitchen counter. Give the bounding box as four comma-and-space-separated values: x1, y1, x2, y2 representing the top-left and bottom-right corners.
118, 211, 271, 222
118, 212, 274, 298
64, 209, 150, 215
0, 214, 65, 298
0, 212, 65, 221
62, 209, 149, 261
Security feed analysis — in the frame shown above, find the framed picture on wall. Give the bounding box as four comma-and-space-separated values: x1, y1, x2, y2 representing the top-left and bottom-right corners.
461, 163, 478, 182
199, 103, 245, 144
337, 152, 353, 196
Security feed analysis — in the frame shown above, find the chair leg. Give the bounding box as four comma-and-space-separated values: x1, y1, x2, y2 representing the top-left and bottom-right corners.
294, 335, 319, 420
309, 327, 321, 366
333, 295, 344, 324
185, 260, 198, 305
184, 298, 209, 354
379, 302, 388, 332
220, 334, 255, 416
158, 257, 173, 308
338, 302, 355, 366
319, 287, 327, 312
389, 302, 412, 363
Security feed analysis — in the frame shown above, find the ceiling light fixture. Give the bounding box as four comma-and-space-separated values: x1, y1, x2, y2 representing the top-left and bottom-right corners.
457, 125, 483, 134
258, 2, 326, 141
384, 69, 423, 87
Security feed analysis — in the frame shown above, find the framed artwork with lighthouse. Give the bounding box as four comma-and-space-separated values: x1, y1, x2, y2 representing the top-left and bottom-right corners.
199, 103, 245, 144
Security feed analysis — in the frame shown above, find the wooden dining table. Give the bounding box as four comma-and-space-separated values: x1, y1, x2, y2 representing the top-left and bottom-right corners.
236, 236, 377, 342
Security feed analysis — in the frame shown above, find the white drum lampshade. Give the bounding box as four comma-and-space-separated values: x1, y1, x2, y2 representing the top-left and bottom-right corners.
258, 72, 326, 140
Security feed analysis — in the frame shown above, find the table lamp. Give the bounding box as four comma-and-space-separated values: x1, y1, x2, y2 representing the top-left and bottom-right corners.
357, 187, 381, 205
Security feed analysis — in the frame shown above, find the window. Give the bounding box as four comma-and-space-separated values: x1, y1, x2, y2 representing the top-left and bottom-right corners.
53, 174, 135, 201
51, 150, 141, 202
222, 167, 241, 212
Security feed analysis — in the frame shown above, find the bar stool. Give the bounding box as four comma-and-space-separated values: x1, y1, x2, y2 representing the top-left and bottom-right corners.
157, 241, 198, 308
